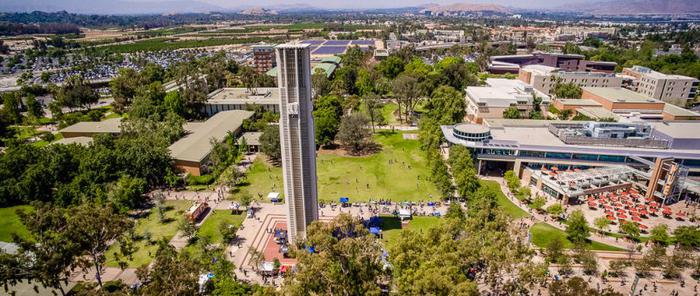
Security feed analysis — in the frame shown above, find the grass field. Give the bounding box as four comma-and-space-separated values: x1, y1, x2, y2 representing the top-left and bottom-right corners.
196, 210, 245, 244
479, 180, 530, 219
235, 131, 439, 203
105, 200, 190, 268
0, 205, 33, 242
381, 216, 441, 247
381, 103, 400, 125
529, 222, 625, 251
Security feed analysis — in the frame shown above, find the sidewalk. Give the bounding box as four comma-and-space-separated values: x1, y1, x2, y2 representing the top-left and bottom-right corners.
481, 176, 637, 251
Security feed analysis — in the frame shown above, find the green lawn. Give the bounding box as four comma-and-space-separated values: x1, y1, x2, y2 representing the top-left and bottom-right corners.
381, 215, 442, 247
235, 131, 439, 203
529, 222, 625, 251
0, 205, 33, 242
196, 210, 245, 244
232, 158, 284, 201
381, 103, 399, 125
479, 180, 529, 219
105, 200, 190, 268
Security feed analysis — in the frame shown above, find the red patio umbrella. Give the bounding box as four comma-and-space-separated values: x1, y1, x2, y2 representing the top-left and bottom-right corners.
617, 213, 628, 219
677, 211, 686, 217
663, 208, 672, 215
606, 215, 616, 221
650, 201, 659, 207
632, 216, 642, 222
640, 210, 648, 216
588, 196, 596, 202
617, 209, 626, 214
638, 224, 648, 230
588, 201, 597, 208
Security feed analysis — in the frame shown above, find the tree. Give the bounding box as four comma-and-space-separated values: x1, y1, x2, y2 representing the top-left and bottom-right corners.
549, 276, 622, 296
336, 113, 373, 154
53, 75, 99, 111
164, 91, 185, 117
649, 224, 670, 246
179, 219, 198, 243
260, 125, 281, 164
391, 73, 420, 123
502, 106, 522, 119
6, 204, 79, 296
69, 203, 134, 288
2, 92, 22, 124
594, 216, 611, 233
376, 55, 405, 79
363, 93, 383, 133
218, 221, 238, 244
553, 82, 582, 99
312, 69, 332, 98
620, 222, 640, 241
545, 237, 566, 264
445, 202, 465, 222
108, 175, 147, 213
25, 94, 44, 118
110, 68, 142, 112
565, 210, 590, 244
136, 240, 201, 295
547, 204, 565, 218
422, 85, 465, 126
430, 157, 453, 199
673, 226, 700, 250
529, 196, 546, 211
314, 106, 341, 147
284, 214, 387, 295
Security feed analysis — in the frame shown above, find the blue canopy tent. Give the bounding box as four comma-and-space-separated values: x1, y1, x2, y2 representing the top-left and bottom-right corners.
369, 227, 381, 236
339, 197, 350, 203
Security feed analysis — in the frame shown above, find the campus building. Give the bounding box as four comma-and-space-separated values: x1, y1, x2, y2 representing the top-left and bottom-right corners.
622, 66, 699, 103
518, 65, 623, 95
488, 53, 617, 74
59, 118, 122, 138
441, 120, 700, 204
252, 44, 277, 74
203, 87, 281, 116
276, 43, 319, 244
465, 78, 550, 123
580, 87, 700, 121
168, 110, 254, 176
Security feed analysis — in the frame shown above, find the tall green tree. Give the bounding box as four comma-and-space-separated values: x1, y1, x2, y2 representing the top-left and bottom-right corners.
69, 203, 134, 288
53, 75, 99, 111
336, 113, 373, 154
136, 240, 201, 296
260, 125, 281, 164
284, 214, 387, 295
391, 73, 420, 123
7, 204, 79, 296
565, 210, 591, 244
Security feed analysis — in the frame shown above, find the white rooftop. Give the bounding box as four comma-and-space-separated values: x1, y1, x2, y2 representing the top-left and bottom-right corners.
466, 78, 550, 108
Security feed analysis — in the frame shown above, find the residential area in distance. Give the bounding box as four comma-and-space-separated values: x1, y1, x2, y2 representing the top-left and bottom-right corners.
2, 0, 700, 295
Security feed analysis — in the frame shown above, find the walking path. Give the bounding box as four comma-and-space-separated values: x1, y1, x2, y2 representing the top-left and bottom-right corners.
481, 176, 637, 251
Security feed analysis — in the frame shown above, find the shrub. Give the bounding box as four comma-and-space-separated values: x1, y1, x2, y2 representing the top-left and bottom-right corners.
186, 174, 215, 186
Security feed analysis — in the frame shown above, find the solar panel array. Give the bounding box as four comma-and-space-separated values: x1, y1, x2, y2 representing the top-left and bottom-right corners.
300, 39, 376, 56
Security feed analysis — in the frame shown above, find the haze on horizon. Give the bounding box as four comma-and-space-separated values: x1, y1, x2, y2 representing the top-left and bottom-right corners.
65, 0, 593, 10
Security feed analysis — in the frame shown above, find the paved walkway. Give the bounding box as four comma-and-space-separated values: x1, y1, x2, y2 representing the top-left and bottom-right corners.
481, 176, 637, 251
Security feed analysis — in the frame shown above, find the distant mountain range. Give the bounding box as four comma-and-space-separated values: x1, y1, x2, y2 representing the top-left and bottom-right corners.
558, 0, 700, 15
0, 0, 224, 15
0, 0, 698, 15
421, 3, 511, 14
